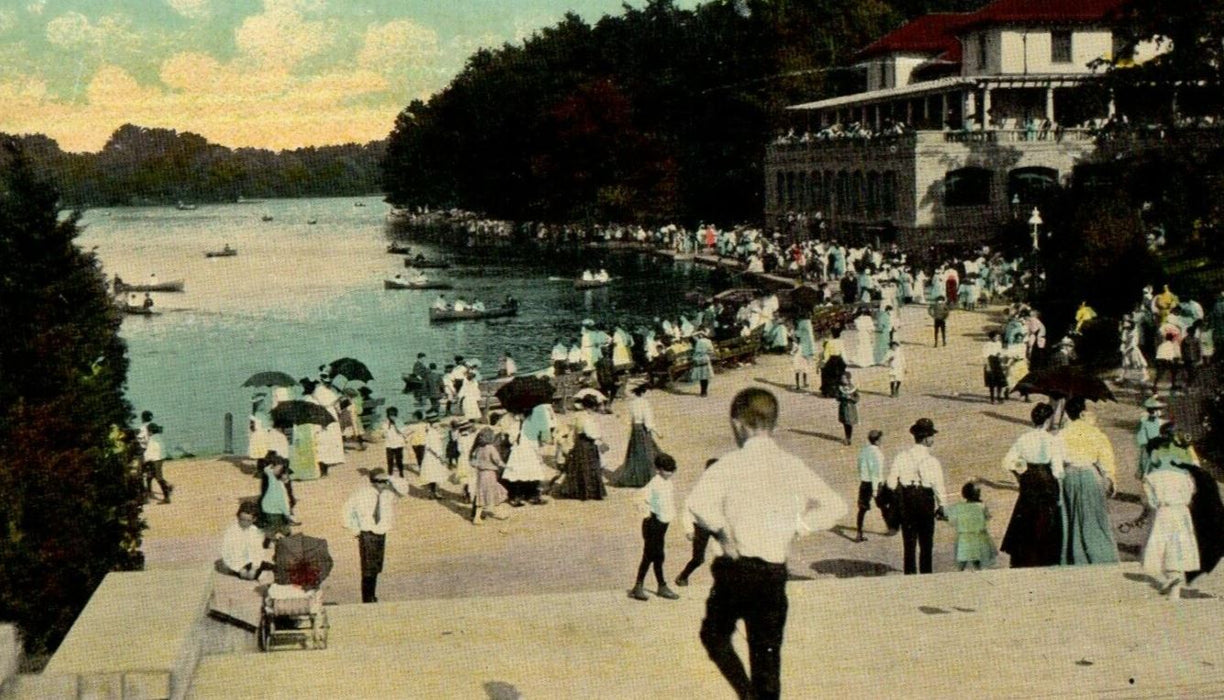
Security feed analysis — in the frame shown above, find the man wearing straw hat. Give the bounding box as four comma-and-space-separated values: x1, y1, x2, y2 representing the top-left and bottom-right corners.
342, 469, 407, 603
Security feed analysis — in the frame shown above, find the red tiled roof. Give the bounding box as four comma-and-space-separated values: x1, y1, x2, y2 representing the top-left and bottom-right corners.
856, 14, 970, 61
958, 0, 1130, 30
856, 0, 1131, 61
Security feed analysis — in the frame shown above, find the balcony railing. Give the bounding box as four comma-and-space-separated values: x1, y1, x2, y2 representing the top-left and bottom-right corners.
768, 128, 1098, 155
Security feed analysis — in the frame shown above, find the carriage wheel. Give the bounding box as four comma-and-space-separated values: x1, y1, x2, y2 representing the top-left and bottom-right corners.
258, 614, 272, 652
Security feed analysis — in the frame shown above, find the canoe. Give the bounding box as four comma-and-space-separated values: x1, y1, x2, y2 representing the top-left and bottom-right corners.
119, 304, 159, 316
387, 244, 412, 255
384, 279, 453, 290
205, 249, 237, 258
574, 278, 611, 290
115, 280, 185, 293
404, 258, 451, 269
428, 305, 519, 322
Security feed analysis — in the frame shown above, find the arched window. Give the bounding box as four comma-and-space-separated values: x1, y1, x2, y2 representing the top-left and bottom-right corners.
944, 166, 992, 207
809, 170, 821, 212
775, 172, 785, 206
867, 171, 882, 217
882, 172, 898, 215
1007, 166, 1059, 206
824, 170, 836, 213
836, 171, 850, 214
785, 171, 796, 208
798, 171, 809, 209
851, 171, 865, 215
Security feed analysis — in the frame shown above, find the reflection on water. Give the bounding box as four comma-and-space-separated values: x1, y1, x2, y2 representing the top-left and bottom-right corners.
78, 197, 711, 454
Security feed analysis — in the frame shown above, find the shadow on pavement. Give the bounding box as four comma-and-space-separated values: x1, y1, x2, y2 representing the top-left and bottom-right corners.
787, 428, 849, 444
809, 558, 898, 578
982, 411, 1031, 426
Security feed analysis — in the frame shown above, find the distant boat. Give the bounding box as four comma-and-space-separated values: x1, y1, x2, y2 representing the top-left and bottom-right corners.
261, 215, 274, 222
383, 278, 452, 290
386, 209, 411, 223
205, 246, 237, 258
428, 304, 519, 322
354, 202, 366, 207
307, 218, 318, 225
403, 258, 450, 269
574, 277, 612, 290
119, 303, 160, 316
176, 201, 197, 211
114, 279, 185, 293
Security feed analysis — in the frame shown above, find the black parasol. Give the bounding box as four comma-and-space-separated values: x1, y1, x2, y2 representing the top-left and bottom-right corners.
328, 357, 374, 383
241, 371, 298, 388
273, 533, 333, 589
790, 285, 822, 314
270, 400, 336, 429
495, 375, 556, 414
1013, 366, 1116, 402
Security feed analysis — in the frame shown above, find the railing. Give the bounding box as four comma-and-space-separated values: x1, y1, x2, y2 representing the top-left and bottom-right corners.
769, 129, 1100, 155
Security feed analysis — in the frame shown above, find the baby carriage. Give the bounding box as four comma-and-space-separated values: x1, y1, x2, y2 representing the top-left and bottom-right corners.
258, 532, 333, 652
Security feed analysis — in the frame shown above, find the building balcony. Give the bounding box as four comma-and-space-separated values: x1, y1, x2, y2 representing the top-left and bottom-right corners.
768, 128, 1097, 158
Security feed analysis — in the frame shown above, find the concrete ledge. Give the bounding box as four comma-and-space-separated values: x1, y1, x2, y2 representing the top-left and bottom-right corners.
42, 568, 212, 700
187, 562, 1224, 699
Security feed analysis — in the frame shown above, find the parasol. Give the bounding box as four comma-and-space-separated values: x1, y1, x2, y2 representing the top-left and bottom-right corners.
270, 400, 336, 428
328, 357, 374, 383
273, 533, 333, 589
495, 375, 556, 415
790, 285, 822, 314
241, 371, 298, 388
1013, 366, 1116, 402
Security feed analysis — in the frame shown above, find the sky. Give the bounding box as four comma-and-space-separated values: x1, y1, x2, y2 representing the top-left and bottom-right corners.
0, 0, 702, 153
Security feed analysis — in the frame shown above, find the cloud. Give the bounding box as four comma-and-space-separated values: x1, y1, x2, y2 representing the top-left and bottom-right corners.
357, 19, 441, 75
45, 12, 139, 52
165, 0, 211, 21
235, 0, 335, 72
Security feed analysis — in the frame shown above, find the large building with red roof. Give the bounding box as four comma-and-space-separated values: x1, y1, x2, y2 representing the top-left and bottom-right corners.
764, 0, 1163, 244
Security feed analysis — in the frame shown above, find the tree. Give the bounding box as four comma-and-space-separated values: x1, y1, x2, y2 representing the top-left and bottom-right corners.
0, 142, 145, 660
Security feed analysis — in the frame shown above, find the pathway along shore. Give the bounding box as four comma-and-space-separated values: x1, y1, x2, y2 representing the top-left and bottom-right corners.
142, 299, 1191, 606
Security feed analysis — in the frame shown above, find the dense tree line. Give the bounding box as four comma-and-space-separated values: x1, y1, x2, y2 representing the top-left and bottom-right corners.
3, 125, 386, 208
0, 142, 146, 661
381, 0, 951, 226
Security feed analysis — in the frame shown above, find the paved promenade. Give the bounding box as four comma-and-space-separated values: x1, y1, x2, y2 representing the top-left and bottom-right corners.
115, 299, 1224, 697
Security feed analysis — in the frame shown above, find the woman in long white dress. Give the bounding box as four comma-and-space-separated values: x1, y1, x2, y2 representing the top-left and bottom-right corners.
417, 421, 449, 499
311, 381, 346, 471
851, 310, 876, 367
458, 372, 483, 421
247, 398, 269, 461
1143, 447, 1200, 600
501, 422, 551, 505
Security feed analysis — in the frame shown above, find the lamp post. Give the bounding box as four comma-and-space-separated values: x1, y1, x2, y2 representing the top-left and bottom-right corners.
1028, 207, 1044, 300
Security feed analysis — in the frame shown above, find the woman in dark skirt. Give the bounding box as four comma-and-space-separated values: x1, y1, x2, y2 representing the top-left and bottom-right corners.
982, 331, 1008, 404
555, 416, 607, 501
611, 384, 660, 487
819, 329, 848, 397
1000, 403, 1064, 567
837, 371, 860, 445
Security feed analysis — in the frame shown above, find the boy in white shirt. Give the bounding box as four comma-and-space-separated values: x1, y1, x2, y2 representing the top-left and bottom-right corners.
382, 407, 407, 477
630, 453, 681, 601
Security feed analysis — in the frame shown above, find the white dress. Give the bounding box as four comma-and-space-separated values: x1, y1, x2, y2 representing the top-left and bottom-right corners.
1143, 467, 1200, 575
418, 427, 450, 486
247, 412, 269, 460
852, 314, 875, 367
502, 431, 551, 483
458, 378, 483, 420
312, 386, 346, 465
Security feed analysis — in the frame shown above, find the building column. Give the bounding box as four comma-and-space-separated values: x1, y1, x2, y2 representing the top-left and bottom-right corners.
1108, 89, 1116, 117
874, 104, 882, 131
1045, 87, 1055, 123
923, 95, 931, 124
941, 93, 949, 128
963, 91, 976, 130
906, 100, 914, 125
981, 87, 992, 130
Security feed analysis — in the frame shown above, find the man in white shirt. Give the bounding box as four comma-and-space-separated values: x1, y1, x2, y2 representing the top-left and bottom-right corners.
219, 502, 269, 580
885, 418, 948, 574
686, 388, 846, 700
342, 469, 408, 603
432, 294, 448, 310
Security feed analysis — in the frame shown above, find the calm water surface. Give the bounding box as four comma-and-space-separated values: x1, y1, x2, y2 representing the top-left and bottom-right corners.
78, 197, 711, 454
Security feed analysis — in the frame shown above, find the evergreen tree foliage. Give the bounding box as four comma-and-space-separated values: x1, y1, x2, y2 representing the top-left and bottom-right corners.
0, 141, 145, 659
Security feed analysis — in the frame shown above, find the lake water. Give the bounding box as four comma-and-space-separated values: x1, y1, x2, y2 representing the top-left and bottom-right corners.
77, 196, 712, 455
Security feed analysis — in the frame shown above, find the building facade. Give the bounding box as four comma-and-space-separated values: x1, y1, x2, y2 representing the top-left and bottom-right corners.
765, 0, 1157, 246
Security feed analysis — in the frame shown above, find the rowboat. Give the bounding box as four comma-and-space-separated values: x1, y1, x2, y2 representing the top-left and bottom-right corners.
404, 258, 451, 269
574, 278, 611, 290
387, 244, 412, 255
115, 279, 185, 293
205, 248, 237, 258
428, 305, 518, 322
119, 304, 159, 316
383, 278, 452, 290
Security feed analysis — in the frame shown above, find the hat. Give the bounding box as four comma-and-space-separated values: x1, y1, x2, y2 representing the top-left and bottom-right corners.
1142, 395, 1166, 410
909, 418, 937, 439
